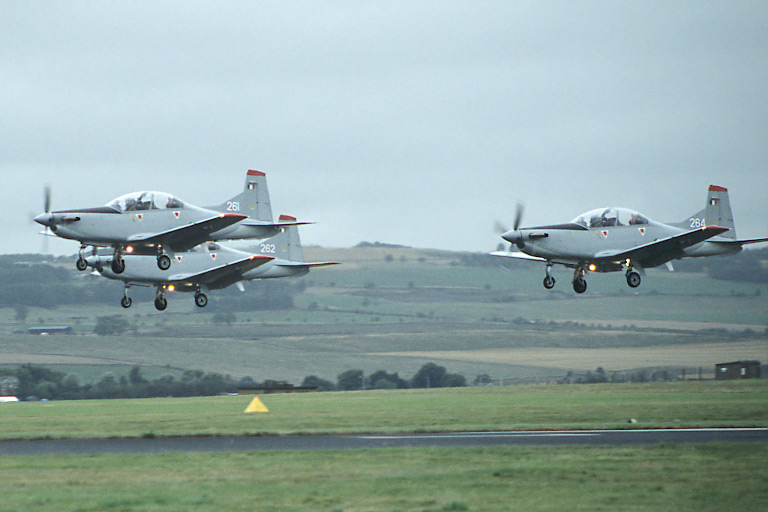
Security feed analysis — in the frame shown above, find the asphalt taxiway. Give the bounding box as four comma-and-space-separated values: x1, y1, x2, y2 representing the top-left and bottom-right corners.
1, 428, 765, 456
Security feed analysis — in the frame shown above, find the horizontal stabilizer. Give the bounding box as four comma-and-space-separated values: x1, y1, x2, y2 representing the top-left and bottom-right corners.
709, 236, 768, 246
276, 261, 340, 268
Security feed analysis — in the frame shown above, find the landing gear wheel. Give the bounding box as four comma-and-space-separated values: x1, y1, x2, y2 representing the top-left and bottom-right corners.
76, 257, 88, 271
111, 257, 125, 274
154, 296, 168, 311
157, 254, 171, 271
543, 276, 556, 289
121, 296, 132, 309
194, 293, 208, 308
626, 271, 641, 288
572, 277, 587, 294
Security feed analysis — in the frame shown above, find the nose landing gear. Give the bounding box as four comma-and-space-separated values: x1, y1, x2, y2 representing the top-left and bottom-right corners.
194, 292, 208, 308
120, 285, 132, 309
542, 263, 555, 289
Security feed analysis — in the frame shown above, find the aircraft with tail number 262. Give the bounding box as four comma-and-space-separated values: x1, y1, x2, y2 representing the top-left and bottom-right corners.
84, 215, 338, 311
492, 185, 768, 293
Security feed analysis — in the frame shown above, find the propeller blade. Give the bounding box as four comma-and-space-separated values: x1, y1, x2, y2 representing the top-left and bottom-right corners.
493, 220, 509, 234
44, 185, 51, 213
513, 201, 524, 231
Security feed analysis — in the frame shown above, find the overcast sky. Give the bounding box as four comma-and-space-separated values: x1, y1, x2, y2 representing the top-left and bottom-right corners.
2, 1, 767, 255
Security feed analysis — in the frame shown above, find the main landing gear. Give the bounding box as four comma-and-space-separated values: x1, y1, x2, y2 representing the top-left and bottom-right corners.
572, 267, 587, 294
194, 291, 208, 308
626, 269, 641, 288
154, 287, 168, 311
110, 247, 126, 274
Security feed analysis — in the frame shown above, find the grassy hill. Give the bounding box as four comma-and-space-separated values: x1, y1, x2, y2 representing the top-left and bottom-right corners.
1, 245, 766, 385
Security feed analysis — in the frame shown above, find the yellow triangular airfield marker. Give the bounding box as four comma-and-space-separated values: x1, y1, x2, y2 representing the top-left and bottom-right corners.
244, 396, 269, 413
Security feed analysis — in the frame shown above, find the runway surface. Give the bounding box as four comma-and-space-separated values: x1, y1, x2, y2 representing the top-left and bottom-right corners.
1, 428, 765, 456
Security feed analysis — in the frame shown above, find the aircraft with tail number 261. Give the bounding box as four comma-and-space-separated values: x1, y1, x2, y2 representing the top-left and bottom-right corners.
34, 170, 306, 276
492, 185, 768, 293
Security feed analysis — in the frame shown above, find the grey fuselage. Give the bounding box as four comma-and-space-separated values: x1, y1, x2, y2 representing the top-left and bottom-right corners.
88, 244, 307, 292
513, 220, 739, 270
38, 204, 281, 250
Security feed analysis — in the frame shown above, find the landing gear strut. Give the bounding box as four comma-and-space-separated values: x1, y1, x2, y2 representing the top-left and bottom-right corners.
120, 285, 132, 308
76, 244, 88, 271
542, 263, 555, 289
572, 267, 587, 294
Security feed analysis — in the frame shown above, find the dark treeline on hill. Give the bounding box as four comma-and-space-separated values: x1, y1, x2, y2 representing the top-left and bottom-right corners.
0, 362, 468, 401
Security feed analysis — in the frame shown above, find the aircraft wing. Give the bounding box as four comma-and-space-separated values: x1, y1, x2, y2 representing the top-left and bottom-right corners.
593, 225, 729, 266
128, 214, 247, 251
167, 255, 273, 284
490, 251, 576, 267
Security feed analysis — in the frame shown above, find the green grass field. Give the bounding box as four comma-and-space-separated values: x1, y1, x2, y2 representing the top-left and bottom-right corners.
1, 381, 765, 440
1, 444, 766, 512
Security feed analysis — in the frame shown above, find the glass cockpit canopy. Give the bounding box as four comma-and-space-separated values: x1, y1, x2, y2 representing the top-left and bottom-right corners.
106, 192, 185, 212
571, 208, 651, 228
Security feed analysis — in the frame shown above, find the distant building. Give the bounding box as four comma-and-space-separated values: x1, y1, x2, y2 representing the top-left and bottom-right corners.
28, 326, 74, 335
715, 361, 761, 380
0, 396, 19, 403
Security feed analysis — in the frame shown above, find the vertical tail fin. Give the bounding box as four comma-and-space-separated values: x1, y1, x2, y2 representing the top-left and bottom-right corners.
211, 170, 273, 222
674, 185, 736, 239
278, 215, 304, 262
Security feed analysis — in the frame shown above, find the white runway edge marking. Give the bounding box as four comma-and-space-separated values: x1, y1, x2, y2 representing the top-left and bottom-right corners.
357, 427, 768, 440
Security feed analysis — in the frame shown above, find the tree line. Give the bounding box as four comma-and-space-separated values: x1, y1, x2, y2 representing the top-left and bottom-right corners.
0, 362, 468, 401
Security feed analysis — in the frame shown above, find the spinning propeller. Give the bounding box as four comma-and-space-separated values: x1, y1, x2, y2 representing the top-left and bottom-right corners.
497, 201, 526, 249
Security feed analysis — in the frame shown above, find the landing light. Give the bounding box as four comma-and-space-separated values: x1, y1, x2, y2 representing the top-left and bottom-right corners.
167, 285, 175, 292
126, 246, 134, 253
588, 264, 597, 272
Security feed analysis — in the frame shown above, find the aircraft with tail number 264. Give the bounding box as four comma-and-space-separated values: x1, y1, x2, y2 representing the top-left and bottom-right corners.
492, 185, 768, 293
34, 170, 305, 276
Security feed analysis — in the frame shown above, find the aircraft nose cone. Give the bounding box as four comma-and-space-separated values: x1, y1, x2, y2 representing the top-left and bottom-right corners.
501, 230, 520, 244
34, 213, 53, 227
